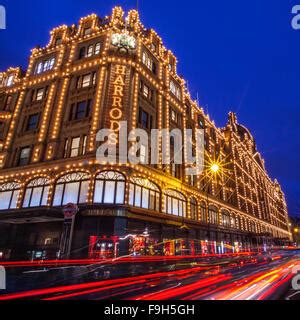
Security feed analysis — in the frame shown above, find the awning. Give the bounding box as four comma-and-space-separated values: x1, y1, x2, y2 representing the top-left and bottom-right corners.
0, 207, 64, 224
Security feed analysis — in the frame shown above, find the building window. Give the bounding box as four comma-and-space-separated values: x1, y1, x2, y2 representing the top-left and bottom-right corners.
170, 80, 181, 100
139, 81, 154, 101
70, 137, 81, 158
171, 109, 177, 123
82, 135, 87, 155
69, 100, 92, 121
138, 107, 152, 130
45, 58, 55, 72
129, 177, 160, 211
0, 182, 20, 210
87, 45, 94, 57
36, 88, 45, 101
64, 135, 87, 158
35, 58, 55, 75
142, 51, 156, 74
6, 75, 14, 87
78, 42, 101, 59
151, 42, 157, 52
163, 190, 186, 217
26, 113, 39, 131
83, 27, 92, 36
198, 115, 205, 129
23, 178, 50, 208
53, 172, 90, 206
94, 42, 101, 55
18, 147, 31, 166
94, 171, 125, 205
200, 202, 206, 223
55, 37, 62, 46
79, 47, 86, 59
189, 175, 197, 187
222, 210, 231, 228
82, 74, 91, 88
190, 198, 198, 220
209, 206, 219, 225
140, 108, 148, 128
76, 73, 96, 89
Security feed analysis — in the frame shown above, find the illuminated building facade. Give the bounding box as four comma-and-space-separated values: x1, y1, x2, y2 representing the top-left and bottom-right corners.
0, 7, 291, 260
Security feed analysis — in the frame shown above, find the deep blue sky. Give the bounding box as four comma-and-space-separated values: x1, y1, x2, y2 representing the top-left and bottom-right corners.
0, 0, 299, 217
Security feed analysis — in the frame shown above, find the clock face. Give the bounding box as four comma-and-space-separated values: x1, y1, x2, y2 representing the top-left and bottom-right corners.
111, 33, 136, 50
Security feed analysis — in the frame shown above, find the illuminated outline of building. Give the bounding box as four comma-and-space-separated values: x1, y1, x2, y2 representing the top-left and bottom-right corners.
0, 7, 291, 260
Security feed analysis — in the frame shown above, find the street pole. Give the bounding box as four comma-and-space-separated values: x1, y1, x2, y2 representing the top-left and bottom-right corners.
59, 203, 79, 260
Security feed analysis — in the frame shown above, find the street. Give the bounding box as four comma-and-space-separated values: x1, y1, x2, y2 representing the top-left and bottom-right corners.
0, 251, 299, 300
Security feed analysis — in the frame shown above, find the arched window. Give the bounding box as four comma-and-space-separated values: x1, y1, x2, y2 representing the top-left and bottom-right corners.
23, 178, 50, 208
129, 177, 160, 211
94, 171, 125, 204
0, 182, 20, 210
200, 202, 207, 223
190, 197, 197, 220
163, 190, 186, 217
209, 205, 218, 225
221, 210, 231, 228
53, 172, 90, 206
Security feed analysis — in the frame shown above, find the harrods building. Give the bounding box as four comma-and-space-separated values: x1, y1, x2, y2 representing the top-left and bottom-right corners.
0, 7, 291, 260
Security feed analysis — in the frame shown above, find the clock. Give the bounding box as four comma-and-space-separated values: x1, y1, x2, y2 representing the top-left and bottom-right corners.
111, 33, 137, 53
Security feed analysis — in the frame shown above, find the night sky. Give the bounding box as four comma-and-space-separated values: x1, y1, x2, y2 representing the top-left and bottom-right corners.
0, 0, 299, 217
